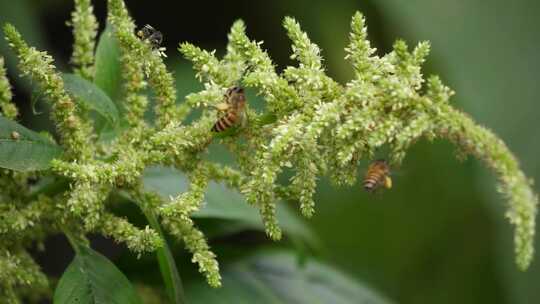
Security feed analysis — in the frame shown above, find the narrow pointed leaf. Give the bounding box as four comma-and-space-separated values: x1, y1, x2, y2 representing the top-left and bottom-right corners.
0, 116, 62, 171
62, 73, 119, 125
94, 24, 122, 103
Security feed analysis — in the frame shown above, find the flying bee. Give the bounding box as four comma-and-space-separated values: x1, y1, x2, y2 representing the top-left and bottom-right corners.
211, 86, 247, 132
363, 159, 392, 192
10, 131, 20, 140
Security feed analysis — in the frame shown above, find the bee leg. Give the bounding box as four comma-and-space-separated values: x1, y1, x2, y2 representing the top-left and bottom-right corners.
384, 176, 392, 189
214, 102, 230, 112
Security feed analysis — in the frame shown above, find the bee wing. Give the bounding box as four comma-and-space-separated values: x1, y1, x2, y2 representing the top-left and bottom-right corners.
144, 24, 156, 31
239, 109, 248, 128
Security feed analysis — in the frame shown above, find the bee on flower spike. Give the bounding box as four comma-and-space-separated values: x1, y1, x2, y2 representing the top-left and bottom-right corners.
211, 86, 247, 132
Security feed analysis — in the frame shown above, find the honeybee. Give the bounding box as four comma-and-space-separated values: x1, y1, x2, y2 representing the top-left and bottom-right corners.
137, 24, 163, 49
363, 159, 392, 192
211, 86, 247, 132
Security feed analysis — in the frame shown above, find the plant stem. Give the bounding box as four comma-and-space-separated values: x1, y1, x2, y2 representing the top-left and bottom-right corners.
140, 204, 187, 304
63, 229, 83, 255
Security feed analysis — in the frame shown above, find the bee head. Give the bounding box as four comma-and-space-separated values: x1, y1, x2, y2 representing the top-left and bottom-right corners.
139, 25, 153, 37
228, 86, 244, 94
226, 86, 245, 98
227, 86, 246, 108
373, 159, 390, 172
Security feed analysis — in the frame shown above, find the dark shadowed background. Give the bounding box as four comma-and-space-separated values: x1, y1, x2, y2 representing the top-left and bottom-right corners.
1, 0, 539, 303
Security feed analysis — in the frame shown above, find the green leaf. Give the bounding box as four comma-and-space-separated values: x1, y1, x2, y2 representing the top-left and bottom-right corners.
140, 207, 186, 304
98, 117, 130, 143
62, 73, 120, 126
142, 166, 317, 245
0, 0, 48, 92
0, 116, 62, 171
53, 245, 142, 304
186, 250, 393, 304
94, 24, 123, 103
28, 177, 70, 200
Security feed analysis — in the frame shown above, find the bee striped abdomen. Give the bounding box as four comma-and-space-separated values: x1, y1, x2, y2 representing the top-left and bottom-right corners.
212, 112, 237, 132
363, 160, 391, 192
212, 86, 246, 132
363, 171, 383, 191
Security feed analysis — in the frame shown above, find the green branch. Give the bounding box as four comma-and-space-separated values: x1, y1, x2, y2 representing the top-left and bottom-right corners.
434, 105, 537, 270
69, 0, 98, 80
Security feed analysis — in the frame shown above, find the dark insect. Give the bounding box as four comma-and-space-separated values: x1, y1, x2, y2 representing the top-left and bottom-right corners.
363, 159, 392, 192
137, 24, 163, 49
211, 86, 247, 132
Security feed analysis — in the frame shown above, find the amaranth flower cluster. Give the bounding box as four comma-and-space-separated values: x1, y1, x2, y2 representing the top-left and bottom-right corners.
0, 0, 537, 301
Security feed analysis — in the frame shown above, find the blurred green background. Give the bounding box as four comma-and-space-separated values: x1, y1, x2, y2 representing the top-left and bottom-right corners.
1, 0, 539, 303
